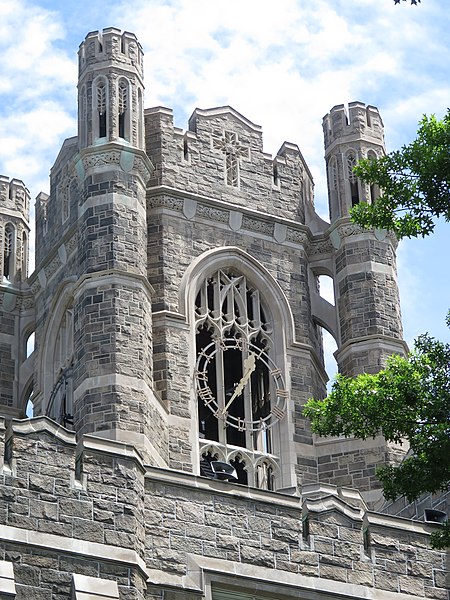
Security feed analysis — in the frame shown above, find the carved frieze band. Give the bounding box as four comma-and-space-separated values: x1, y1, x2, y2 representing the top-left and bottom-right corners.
82, 150, 121, 170
147, 194, 312, 247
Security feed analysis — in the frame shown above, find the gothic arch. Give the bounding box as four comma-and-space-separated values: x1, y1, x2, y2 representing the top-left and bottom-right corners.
2, 222, 15, 281
345, 148, 361, 208
180, 247, 296, 490
39, 278, 76, 415
117, 77, 131, 141
92, 75, 108, 142
79, 84, 88, 147
179, 246, 295, 348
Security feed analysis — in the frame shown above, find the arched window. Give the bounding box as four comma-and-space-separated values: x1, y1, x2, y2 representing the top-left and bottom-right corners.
367, 150, 380, 204
94, 77, 108, 140
346, 151, 359, 207
79, 85, 87, 147
137, 88, 143, 148
118, 78, 130, 141
328, 156, 340, 220
47, 308, 74, 428
21, 231, 28, 280
3, 223, 15, 282
194, 269, 288, 488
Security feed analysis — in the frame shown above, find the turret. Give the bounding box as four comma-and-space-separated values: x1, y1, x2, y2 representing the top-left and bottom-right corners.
0, 175, 32, 419
33, 29, 157, 458
323, 102, 384, 223
0, 176, 30, 284
322, 102, 406, 377
78, 28, 145, 150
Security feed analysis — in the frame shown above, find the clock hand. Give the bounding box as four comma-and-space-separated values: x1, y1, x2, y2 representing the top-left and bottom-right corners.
222, 352, 256, 414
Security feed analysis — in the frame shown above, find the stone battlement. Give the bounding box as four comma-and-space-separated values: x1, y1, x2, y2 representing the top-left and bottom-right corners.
0, 175, 30, 221
323, 101, 384, 149
78, 27, 144, 78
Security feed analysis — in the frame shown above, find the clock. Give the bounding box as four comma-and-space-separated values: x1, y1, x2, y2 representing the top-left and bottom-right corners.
195, 335, 288, 432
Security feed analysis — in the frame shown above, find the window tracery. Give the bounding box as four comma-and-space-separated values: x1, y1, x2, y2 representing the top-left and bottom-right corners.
195, 269, 283, 489
47, 308, 74, 428
95, 78, 107, 139
211, 131, 250, 187
118, 79, 129, 140
346, 151, 360, 206
3, 224, 14, 281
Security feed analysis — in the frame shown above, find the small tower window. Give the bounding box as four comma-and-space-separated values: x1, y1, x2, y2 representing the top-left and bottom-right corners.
137, 88, 143, 148
21, 231, 27, 280
3, 224, 14, 281
347, 151, 359, 206
80, 85, 87, 147
96, 79, 107, 139
118, 79, 129, 140
367, 150, 379, 204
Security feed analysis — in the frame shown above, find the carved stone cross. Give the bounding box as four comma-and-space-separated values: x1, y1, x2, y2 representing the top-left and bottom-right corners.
212, 131, 250, 187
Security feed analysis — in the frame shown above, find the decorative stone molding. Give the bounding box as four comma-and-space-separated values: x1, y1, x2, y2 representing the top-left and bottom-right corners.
241, 215, 273, 236
147, 195, 184, 212
197, 203, 229, 223
286, 228, 309, 246
82, 150, 121, 170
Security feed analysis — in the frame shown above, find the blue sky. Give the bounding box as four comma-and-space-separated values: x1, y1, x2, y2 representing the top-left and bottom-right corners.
1, 0, 449, 377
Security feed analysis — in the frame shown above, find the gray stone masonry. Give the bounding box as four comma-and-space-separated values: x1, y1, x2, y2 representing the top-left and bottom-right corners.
145, 106, 314, 223
0, 418, 446, 599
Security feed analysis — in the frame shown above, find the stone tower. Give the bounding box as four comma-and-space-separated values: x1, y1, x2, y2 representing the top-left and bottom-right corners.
313, 103, 408, 503
0, 176, 32, 417
30, 28, 156, 458
323, 102, 406, 376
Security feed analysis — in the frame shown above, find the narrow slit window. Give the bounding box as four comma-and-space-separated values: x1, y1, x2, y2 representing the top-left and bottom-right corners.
118, 79, 129, 140
97, 80, 107, 138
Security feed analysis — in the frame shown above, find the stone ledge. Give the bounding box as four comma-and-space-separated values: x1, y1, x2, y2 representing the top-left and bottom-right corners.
0, 524, 148, 580
147, 553, 439, 600
145, 465, 302, 509
7, 416, 76, 446
0, 560, 15, 596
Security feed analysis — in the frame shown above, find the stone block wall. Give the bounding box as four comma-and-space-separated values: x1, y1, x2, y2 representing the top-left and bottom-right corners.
0, 418, 148, 599
144, 106, 313, 223
144, 472, 447, 600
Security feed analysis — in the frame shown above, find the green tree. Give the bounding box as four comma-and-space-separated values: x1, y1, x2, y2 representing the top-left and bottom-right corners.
304, 331, 450, 548
352, 110, 450, 239
305, 110, 450, 549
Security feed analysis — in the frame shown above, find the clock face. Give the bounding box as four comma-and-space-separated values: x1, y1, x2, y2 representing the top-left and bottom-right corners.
195, 336, 288, 432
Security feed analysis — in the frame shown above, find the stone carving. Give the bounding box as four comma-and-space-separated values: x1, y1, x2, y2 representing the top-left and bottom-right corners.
0, 183, 7, 202
65, 234, 78, 257
148, 196, 184, 212
338, 222, 365, 238
241, 216, 273, 236
286, 228, 309, 245
196, 204, 229, 223
309, 238, 334, 256
211, 130, 250, 187
133, 155, 152, 182
44, 254, 62, 281
82, 150, 121, 170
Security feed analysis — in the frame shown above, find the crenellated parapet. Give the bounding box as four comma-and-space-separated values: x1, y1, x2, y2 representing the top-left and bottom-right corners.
78, 28, 146, 150
0, 175, 30, 222
145, 105, 314, 222
78, 27, 144, 79
323, 101, 384, 150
